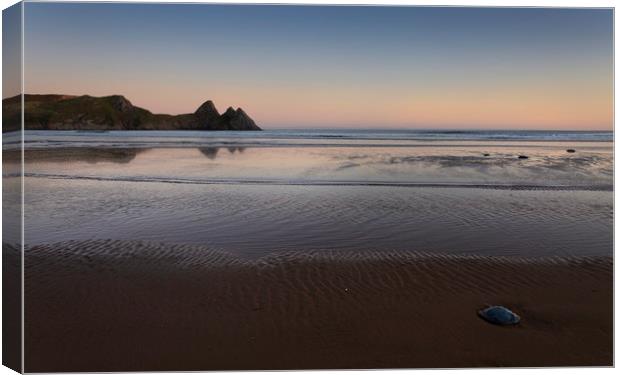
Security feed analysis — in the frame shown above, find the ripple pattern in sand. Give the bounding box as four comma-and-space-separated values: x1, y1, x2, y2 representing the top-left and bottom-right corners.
25, 181, 613, 258
25, 239, 612, 315
23, 240, 613, 371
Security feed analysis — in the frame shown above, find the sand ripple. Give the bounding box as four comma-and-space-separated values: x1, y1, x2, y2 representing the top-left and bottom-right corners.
23, 240, 612, 371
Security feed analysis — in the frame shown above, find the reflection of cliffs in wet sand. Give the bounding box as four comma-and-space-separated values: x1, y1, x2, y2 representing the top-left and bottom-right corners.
12, 147, 248, 165
2, 94, 261, 132
198, 147, 246, 160
12, 148, 148, 164
25, 240, 612, 371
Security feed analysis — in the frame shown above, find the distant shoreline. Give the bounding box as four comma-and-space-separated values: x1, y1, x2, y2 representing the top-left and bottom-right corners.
3, 127, 613, 133
2, 130, 613, 155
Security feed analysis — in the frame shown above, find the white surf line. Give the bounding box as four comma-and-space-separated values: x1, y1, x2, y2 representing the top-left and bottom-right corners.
22, 172, 613, 191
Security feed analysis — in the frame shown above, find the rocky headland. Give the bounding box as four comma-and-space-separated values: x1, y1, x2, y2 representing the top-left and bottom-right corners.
2, 94, 261, 132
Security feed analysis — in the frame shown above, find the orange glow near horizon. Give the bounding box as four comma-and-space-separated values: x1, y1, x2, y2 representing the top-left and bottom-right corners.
22, 77, 613, 130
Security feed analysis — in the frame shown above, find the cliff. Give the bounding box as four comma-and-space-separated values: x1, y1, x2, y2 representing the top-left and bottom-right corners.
2, 94, 261, 132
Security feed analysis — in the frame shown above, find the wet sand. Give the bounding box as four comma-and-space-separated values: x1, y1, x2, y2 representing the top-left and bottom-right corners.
24, 240, 612, 371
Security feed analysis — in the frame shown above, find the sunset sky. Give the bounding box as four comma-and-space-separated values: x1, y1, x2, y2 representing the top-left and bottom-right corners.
15, 3, 614, 130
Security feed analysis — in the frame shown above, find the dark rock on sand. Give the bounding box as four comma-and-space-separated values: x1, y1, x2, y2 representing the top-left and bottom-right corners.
518, 155, 529, 159
483, 153, 490, 157
566, 149, 576, 153
478, 305, 521, 326
2, 94, 262, 131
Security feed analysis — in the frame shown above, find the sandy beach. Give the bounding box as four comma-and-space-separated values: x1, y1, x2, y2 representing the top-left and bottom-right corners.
12, 134, 612, 371
24, 240, 612, 371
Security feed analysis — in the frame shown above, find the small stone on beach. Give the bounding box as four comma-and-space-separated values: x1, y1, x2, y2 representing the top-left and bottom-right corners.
483, 153, 490, 157
478, 305, 520, 326
518, 155, 528, 159
566, 149, 576, 153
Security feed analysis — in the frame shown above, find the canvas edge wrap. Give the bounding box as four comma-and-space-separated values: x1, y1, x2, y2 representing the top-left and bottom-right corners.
2, 1, 24, 373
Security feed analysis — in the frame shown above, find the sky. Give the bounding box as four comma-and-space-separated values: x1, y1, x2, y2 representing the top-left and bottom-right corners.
12, 3, 614, 129
2, 2, 21, 99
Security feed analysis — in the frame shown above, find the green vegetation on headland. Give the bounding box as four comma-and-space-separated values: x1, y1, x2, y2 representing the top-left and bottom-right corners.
2, 94, 261, 132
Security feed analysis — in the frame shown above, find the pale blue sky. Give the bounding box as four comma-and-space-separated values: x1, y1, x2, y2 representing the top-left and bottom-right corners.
13, 3, 614, 129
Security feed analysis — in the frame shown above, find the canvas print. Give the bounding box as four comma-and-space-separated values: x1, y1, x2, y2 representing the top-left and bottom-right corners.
2, 2, 614, 372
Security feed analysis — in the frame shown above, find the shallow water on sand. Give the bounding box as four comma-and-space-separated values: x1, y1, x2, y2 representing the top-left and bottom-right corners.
23, 179, 611, 258
14, 139, 612, 258
20, 143, 613, 186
